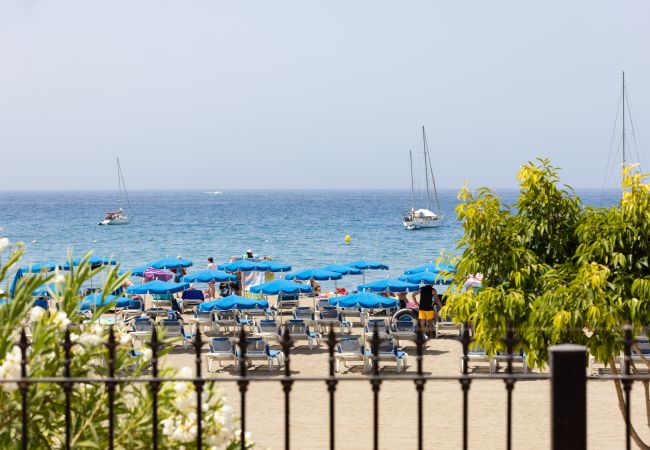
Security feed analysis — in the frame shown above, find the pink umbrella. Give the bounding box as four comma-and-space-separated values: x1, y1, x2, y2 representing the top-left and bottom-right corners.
143, 268, 173, 282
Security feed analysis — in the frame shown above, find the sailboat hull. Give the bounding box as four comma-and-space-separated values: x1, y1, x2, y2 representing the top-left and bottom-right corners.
403, 217, 443, 230
99, 217, 131, 226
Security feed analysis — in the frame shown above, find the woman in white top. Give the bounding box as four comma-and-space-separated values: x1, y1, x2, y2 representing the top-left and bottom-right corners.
206, 257, 217, 298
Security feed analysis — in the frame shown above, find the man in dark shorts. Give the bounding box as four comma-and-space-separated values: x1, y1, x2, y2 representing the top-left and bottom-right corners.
412, 285, 443, 337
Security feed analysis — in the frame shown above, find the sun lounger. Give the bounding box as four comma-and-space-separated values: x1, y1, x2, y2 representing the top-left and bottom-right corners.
493, 351, 528, 374
335, 337, 369, 372
391, 316, 426, 346
459, 343, 495, 373
436, 312, 462, 336
159, 318, 195, 349
317, 306, 352, 334
253, 319, 281, 343
206, 337, 237, 372
293, 307, 316, 327
364, 318, 390, 340
188, 310, 214, 333
285, 319, 321, 350
235, 337, 284, 370
212, 310, 238, 334
129, 317, 153, 346
365, 337, 408, 373
180, 289, 204, 313
619, 335, 650, 372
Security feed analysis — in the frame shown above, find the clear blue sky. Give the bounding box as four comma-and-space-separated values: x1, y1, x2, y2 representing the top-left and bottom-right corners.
0, 0, 648, 190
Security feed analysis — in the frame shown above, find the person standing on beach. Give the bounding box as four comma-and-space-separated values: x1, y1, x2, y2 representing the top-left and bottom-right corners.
206, 257, 217, 298
412, 285, 443, 337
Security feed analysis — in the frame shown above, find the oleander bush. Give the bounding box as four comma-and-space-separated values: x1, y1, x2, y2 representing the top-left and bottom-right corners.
0, 246, 251, 450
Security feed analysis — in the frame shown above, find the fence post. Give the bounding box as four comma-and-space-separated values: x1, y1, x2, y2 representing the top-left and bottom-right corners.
549, 344, 586, 450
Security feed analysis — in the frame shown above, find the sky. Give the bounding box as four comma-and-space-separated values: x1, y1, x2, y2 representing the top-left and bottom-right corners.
0, 0, 648, 191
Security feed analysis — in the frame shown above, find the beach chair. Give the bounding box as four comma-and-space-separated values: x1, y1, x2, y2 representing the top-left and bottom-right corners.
206, 337, 237, 372
285, 320, 321, 350
391, 316, 426, 346
188, 310, 214, 333
293, 307, 316, 327
151, 294, 173, 309
493, 351, 528, 374
459, 343, 495, 373
253, 319, 281, 343
180, 289, 204, 313
129, 317, 153, 346
278, 293, 300, 311
212, 310, 238, 334
619, 335, 650, 372
117, 298, 144, 322
159, 319, 195, 349
317, 306, 352, 334
235, 337, 284, 370
364, 318, 390, 340
316, 296, 331, 311
335, 337, 369, 372
339, 306, 365, 325
365, 337, 408, 373
436, 312, 462, 336
246, 307, 275, 321
236, 315, 255, 332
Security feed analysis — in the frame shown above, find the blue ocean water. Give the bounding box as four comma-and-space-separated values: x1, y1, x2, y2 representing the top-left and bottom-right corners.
0, 189, 620, 288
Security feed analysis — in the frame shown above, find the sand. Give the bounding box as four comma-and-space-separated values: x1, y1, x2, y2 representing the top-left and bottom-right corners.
152, 300, 649, 449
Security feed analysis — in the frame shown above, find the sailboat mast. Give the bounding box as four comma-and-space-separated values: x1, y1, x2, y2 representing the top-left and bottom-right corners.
622, 71, 626, 165
426, 138, 442, 215
422, 126, 431, 211
409, 150, 415, 210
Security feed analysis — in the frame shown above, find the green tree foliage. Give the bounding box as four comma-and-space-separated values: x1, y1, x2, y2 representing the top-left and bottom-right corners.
443, 160, 649, 447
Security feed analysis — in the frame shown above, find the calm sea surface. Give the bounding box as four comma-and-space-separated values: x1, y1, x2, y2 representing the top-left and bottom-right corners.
0, 189, 620, 289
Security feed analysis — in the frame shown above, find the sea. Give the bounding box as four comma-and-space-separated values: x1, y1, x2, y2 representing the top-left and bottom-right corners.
0, 189, 620, 289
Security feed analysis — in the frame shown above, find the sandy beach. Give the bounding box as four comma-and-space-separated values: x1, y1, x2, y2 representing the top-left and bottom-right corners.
153, 297, 649, 450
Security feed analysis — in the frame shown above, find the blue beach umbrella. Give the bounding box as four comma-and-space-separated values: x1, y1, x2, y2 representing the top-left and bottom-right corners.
198, 295, 269, 312
79, 293, 134, 310
218, 260, 259, 273
400, 271, 454, 286
347, 259, 389, 283
126, 280, 189, 295
130, 266, 150, 277
32, 283, 64, 297
249, 279, 313, 296
150, 257, 193, 270
403, 262, 457, 276
183, 270, 237, 283
20, 262, 58, 273
62, 256, 116, 270
254, 261, 292, 273
285, 269, 342, 281
358, 278, 420, 293
321, 264, 362, 276
328, 292, 399, 309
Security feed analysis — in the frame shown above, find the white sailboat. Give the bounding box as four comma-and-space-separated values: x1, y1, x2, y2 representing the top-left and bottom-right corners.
403, 126, 443, 230
99, 158, 132, 226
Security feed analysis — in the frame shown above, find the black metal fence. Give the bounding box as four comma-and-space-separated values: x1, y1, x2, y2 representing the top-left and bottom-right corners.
4, 324, 649, 450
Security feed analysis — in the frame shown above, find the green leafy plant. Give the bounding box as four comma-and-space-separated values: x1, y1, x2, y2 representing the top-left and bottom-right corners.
0, 245, 251, 449
443, 159, 649, 448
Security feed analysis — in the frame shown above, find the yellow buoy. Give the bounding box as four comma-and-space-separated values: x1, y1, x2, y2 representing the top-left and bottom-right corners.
344, 235, 351, 244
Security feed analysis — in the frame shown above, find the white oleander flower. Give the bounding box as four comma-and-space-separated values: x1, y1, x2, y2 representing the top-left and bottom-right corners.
51, 311, 70, 330
141, 348, 152, 361
79, 332, 103, 347
52, 269, 65, 284
0, 237, 9, 253
0, 346, 23, 392
179, 366, 193, 378
29, 306, 46, 323
119, 333, 132, 346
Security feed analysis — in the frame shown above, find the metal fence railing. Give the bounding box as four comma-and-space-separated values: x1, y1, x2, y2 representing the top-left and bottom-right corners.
3, 324, 648, 450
